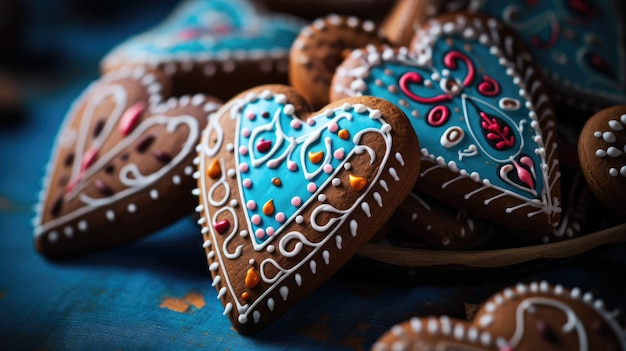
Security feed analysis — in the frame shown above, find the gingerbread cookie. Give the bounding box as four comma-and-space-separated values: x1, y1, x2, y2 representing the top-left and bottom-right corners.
289, 14, 388, 110
380, 0, 472, 46
332, 12, 562, 234
33, 66, 221, 258
372, 281, 626, 351
578, 105, 626, 220
467, 0, 626, 112
194, 84, 420, 333
100, 0, 305, 101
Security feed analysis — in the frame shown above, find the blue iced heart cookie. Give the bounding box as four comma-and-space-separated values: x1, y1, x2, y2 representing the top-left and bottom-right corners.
195, 85, 420, 333
100, 0, 306, 99
467, 0, 626, 109
332, 13, 562, 234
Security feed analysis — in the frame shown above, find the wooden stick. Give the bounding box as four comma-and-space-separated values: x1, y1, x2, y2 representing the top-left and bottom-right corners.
357, 223, 626, 268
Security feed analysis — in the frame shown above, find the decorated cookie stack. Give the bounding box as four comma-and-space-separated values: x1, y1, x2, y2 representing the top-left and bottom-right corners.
33, 0, 626, 345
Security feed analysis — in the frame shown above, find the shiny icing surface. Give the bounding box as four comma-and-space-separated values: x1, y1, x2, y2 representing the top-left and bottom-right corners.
102, 0, 305, 65
196, 89, 413, 331
334, 15, 560, 220
469, 0, 626, 106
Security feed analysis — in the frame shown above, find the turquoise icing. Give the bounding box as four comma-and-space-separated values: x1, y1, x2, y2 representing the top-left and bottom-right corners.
360, 37, 545, 200
472, 0, 626, 103
236, 97, 387, 245
105, 0, 305, 61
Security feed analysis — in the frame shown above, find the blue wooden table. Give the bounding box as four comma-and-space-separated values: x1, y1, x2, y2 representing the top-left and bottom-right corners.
1, 1, 625, 350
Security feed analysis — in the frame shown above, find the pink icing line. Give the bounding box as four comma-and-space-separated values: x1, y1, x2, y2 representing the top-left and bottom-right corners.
119, 101, 145, 136
443, 51, 475, 87
399, 72, 452, 104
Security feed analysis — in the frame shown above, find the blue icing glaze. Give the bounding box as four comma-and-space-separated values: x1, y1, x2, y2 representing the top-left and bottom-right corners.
361, 37, 544, 199
106, 0, 305, 60
236, 97, 386, 245
473, 0, 626, 102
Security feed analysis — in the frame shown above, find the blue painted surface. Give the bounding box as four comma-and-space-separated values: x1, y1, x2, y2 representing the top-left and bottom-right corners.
1, 1, 626, 350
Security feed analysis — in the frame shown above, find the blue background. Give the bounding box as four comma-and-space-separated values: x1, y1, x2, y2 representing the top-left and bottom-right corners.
1, 1, 625, 350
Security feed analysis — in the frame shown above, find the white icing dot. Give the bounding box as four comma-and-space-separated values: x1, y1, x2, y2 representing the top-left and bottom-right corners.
106, 210, 115, 222
603, 132, 617, 143
609, 120, 624, 131
322, 250, 330, 264
48, 231, 59, 243
609, 168, 619, 177
296, 215, 304, 224
267, 245, 275, 253
127, 203, 137, 213
172, 175, 181, 185
621, 166, 626, 177
230, 199, 238, 207
331, 178, 341, 187
594, 131, 603, 138
150, 189, 159, 200
78, 220, 88, 232
621, 114, 626, 124
318, 194, 327, 202
267, 298, 275, 311
184, 166, 193, 175
63, 226, 74, 238
279, 286, 289, 301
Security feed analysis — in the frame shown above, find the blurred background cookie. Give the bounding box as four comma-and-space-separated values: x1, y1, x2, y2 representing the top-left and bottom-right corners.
100, 0, 306, 101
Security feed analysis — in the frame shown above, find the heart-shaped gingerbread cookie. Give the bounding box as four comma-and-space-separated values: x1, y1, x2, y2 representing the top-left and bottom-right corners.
33, 67, 221, 258
194, 84, 420, 333
332, 12, 561, 234
372, 281, 626, 351
467, 0, 626, 111
100, 0, 305, 100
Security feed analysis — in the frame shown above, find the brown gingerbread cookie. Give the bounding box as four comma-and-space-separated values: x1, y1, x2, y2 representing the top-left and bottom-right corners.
100, 0, 306, 101
194, 84, 420, 333
578, 105, 626, 220
289, 13, 388, 110
372, 281, 626, 351
332, 12, 562, 234
380, 0, 472, 46
33, 66, 222, 258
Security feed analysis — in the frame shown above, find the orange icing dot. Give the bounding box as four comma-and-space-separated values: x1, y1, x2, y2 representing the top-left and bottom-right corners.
271, 177, 282, 186
308, 151, 324, 164
262, 199, 275, 216
207, 159, 221, 179
242, 292, 251, 300
349, 175, 367, 192
245, 268, 260, 289
338, 129, 350, 140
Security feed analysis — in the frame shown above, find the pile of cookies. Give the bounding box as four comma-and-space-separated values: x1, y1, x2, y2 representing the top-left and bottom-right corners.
32, 0, 626, 348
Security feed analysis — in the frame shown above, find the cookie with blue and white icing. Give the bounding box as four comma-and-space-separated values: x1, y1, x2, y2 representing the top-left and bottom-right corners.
194, 84, 420, 333
371, 281, 626, 351
100, 0, 306, 100
467, 0, 626, 112
33, 66, 222, 258
332, 12, 562, 235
